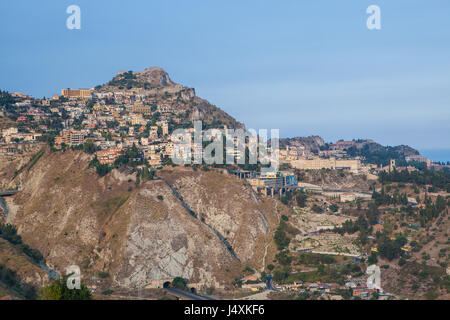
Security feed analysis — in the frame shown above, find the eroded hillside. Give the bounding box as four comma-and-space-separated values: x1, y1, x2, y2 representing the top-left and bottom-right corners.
2, 149, 282, 291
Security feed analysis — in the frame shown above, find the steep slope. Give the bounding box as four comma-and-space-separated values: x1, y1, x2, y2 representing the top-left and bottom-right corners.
101, 178, 242, 289
159, 167, 281, 269
5, 149, 280, 290
96, 67, 244, 130
0, 238, 48, 289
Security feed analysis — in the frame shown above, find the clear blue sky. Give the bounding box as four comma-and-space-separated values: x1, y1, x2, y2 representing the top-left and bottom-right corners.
1, 1, 449, 155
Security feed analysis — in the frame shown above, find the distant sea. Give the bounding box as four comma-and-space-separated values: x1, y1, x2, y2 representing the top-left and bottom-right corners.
419, 149, 450, 164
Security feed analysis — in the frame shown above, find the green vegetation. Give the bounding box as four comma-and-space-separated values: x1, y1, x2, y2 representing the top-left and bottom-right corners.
372, 187, 408, 206
274, 220, 299, 250
102, 289, 114, 295
88, 144, 148, 177
13, 149, 45, 178
346, 144, 410, 167
0, 264, 37, 299
275, 251, 292, 266
368, 253, 378, 265
334, 215, 369, 235
379, 168, 450, 192
296, 191, 307, 207
311, 204, 322, 213
274, 228, 290, 250
418, 195, 447, 226
27, 149, 45, 171
97, 271, 110, 279
276, 267, 346, 285
107, 71, 142, 89
88, 156, 111, 177
39, 275, 92, 300
0, 90, 15, 106
114, 144, 144, 167
82, 140, 98, 154
329, 204, 339, 212
242, 265, 255, 276
376, 234, 407, 261
139, 167, 155, 183
171, 277, 188, 290
0, 223, 44, 264
135, 167, 156, 187
295, 253, 336, 266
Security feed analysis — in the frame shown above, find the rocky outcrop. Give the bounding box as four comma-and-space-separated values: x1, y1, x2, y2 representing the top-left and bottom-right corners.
135, 67, 175, 87
96, 67, 244, 130
108, 180, 240, 289
277, 136, 325, 152
159, 167, 279, 268
4, 150, 279, 290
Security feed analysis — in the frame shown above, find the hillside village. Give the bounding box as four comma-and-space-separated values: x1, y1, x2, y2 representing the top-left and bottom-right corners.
0, 67, 449, 300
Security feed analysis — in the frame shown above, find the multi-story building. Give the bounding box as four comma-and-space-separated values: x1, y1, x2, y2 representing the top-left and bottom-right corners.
97, 148, 122, 165
148, 151, 162, 167
132, 105, 152, 114
291, 157, 361, 174
55, 130, 70, 146
61, 88, 94, 99
330, 140, 356, 151
55, 130, 85, 146
247, 171, 298, 197
160, 121, 169, 136
131, 115, 147, 126
70, 131, 85, 146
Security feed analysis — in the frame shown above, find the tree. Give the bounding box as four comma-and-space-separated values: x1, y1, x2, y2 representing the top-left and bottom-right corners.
366, 203, 380, 225
96, 163, 110, 176
317, 264, 325, 275
368, 252, 378, 265
274, 228, 290, 250
172, 277, 188, 290
232, 278, 243, 288
377, 236, 403, 261
39, 275, 92, 300
273, 270, 288, 282
358, 228, 369, 245
275, 251, 292, 266
82, 140, 97, 154
329, 204, 339, 213
296, 192, 307, 207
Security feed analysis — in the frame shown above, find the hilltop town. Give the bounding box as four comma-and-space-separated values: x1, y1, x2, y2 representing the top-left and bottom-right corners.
0, 67, 449, 301
1, 67, 448, 179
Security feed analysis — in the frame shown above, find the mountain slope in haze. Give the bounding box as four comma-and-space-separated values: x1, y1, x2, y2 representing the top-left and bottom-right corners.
96, 67, 245, 130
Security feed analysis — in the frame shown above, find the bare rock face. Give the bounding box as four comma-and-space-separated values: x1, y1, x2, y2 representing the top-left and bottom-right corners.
277, 136, 325, 152
135, 67, 175, 87
159, 167, 279, 269
6, 150, 278, 289
108, 180, 240, 289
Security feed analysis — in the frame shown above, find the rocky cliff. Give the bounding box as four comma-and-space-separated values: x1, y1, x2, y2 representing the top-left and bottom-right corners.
2, 149, 281, 290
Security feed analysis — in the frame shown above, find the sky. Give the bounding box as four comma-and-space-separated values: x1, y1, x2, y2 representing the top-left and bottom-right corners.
1, 0, 449, 158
